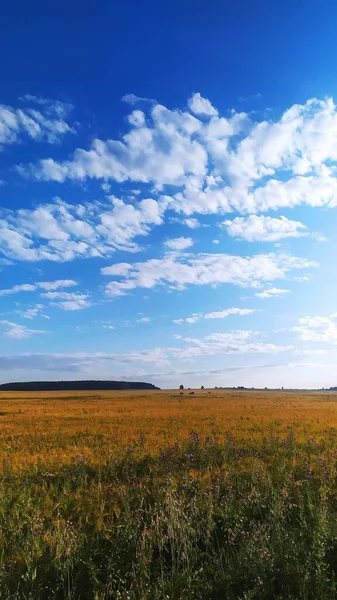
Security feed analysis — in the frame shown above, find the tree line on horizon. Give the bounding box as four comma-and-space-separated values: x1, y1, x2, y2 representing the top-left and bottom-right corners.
0, 380, 160, 392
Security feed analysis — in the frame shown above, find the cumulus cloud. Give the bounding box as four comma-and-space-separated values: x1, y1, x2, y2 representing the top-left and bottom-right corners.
173, 317, 199, 325
0, 97, 74, 147
18, 94, 337, 221
188, 93, 218, 117
255, 287, 290, 299
102, 251, 316, 296
164, 237, 194, 250
184, 218, 201, 229
22, 102, 208, 191
19, 95, 74, 118
293, 314, 337, 343
41, 291, 91, 311
38, 279, 77, 290
5, 93, 337, 271
221, 98, 337, 187
0, 197, 163, 262
0, 320, 47, 339
205, 308, 255, 319
0, 283, 36, 297
22, 304, 49, 320
0, 279, 77, 296
173, 307, 255, 324
223, 215, 308, 242
169, 330, 293, 359
3, 91, 336, 383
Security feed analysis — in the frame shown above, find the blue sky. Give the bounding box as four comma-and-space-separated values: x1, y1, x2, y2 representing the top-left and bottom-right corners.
1, 0, 337, 388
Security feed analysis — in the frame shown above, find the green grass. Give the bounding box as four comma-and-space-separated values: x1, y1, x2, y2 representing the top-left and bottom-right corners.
1, 431, 337, 599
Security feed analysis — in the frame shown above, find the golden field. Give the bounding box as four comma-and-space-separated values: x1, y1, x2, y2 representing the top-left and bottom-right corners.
3, 388, 337, 598
1, 388, 337, 472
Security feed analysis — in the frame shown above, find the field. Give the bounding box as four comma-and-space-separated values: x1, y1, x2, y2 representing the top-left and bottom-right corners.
1, 389, 337, 599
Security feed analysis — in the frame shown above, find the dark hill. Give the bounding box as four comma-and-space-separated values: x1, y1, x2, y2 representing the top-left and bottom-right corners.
0, 380, 160, 392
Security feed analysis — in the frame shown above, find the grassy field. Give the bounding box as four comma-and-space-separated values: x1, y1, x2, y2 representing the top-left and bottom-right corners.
1, 389, 337, 599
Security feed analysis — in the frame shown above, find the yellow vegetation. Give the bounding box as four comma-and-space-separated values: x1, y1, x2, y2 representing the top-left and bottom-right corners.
1, 388, 337, 473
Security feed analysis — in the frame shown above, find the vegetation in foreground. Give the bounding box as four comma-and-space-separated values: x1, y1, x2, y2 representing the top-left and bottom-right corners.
1, 390, 337, 599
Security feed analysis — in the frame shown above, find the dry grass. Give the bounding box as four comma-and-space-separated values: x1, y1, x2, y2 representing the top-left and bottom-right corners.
1, 388, 337, 472
2, 389, 337, 599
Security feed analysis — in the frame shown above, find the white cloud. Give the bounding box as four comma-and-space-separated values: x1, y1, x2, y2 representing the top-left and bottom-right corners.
173, 307, 255, 324
0, 283, 36, 297
102, 262, 132, 276
38, 279, 77, 290
0, 197, 163, 262
0, 330, 292, 374
164, 178, 233, 216
0, 320, 47, 339
128, 110, 146, 127
212, 239, 220, 244
223, 215, 308, 242
164, 237, 194, 250
41, 291, 91, 311
102, 251, 316, 296
0, 279, 77, 296
184, 218, 201, 229
0, 97, 74, 147
15, 94, 337, 223
24, 102, 207, 191
255, 287, 290, 299
170, 330, 293, 359
205, 308, 255, 319
22, 304, 49, 320
313, 232, 328, 242
293, 348, 327, 356
220, 98, 337, 188
137, 316, 151, 323
294, 275, 312, 283
1, 85, 335, 346
101, 182, 111, 193
19, 95, 74, 118
188, 93, 218, 117
121, 93, 156, 105
8, 93, 337, 272
293, 314, 337, 343
235, 170, 337, 214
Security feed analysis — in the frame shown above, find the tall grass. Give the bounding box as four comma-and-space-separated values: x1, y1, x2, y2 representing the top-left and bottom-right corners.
1, 429, 337, 599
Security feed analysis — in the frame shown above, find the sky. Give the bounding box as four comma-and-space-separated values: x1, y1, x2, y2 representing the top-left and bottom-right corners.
1, 0, 337, 389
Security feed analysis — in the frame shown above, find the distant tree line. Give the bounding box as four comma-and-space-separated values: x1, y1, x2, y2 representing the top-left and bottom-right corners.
0, 380, 160, 392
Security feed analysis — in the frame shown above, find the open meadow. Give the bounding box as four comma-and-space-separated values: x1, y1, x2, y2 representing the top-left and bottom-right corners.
2, 389, 337, 599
